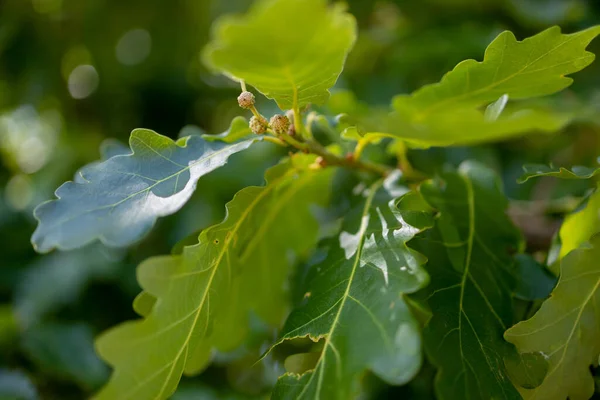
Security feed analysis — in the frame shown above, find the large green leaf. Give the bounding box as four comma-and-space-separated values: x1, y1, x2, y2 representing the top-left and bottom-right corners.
518, 164, 600, 183
203, 0, 356, 110
32, 129, 257, 252
413, 162, 523, 399
94, 155, 333, 400
505, 236, 600, 400
269, 178, 433, 399
385, 26, 600, 146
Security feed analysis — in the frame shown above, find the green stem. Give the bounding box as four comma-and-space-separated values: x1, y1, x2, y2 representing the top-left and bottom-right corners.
354, 138, 369, 161
292, 98, 310, 140
305, 139, 389, 176
263, 136, 287, 147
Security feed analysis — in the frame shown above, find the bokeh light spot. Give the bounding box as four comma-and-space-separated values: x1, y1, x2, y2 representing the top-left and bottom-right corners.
68, 65, 99, 99
115, 29, 152, 66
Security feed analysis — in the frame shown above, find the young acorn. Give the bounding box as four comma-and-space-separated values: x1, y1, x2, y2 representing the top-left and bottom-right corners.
237, 91, 255, 109
270, 114, 290, 135
249, 115, 268, 135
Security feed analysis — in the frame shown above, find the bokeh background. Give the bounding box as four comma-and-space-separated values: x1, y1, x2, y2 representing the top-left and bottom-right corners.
1, 0, 599, 399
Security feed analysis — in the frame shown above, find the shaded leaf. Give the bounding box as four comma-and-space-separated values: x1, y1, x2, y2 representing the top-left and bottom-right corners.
505, 236, 600, 400
171, 383, 264, 400
269, 177, 433, 399
386, 26, 600, 146
203, 0, 356, 109
94, 155, 333, 400
202, 117, 253, 143
514, 254, 556, 301
21, 322, 109, 389
413, 162, 523, 399
32, 129, 257, 252
0, 370, 37, 400
0, 305, 17, 347
518, 163, 600, 183
14, 245, 122, 327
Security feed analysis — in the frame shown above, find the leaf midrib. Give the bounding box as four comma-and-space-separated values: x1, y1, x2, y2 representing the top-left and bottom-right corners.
120, 171, 289, 400
40, 140, 252, 237
526, 276, 600, 398
153, 173, 288, 400
296, 178, 384, 400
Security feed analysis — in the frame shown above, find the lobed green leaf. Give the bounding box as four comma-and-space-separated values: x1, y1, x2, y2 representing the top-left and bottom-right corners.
269, 177, 433, 399
412, 162, 524, 399
93, 155, 333, 400
339, 26, 600, 147
505, 236, 600, 400
203, 0, 356, 110
32, 129, 257, 252
518, 163, 600, 183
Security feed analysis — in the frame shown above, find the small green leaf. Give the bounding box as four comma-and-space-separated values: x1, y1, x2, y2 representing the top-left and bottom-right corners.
94, 156, 333, 400
202, 116, 253, 143
32, 129, 257, 252
269, 177, 433, 399
386, 26, 600, 146
203, 0, 356, 110
505, 236, 600, 400
558, 186, 600, 260
518, 163, 600, 183
413, 162, 523, 399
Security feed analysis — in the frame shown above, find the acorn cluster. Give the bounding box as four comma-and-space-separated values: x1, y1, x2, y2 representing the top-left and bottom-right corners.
238, 90, 294, 137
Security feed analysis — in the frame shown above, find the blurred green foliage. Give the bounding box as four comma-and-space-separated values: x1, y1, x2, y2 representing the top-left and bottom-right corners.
0, 0, 599, 398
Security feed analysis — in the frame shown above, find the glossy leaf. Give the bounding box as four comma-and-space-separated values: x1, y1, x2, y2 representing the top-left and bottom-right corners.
202, 116, 253, 143
386, 26, 600, 146
204, 0, 356, 109
32, 129, 257, 252
505, 236, 600, 400
558, 187, 600, 260
518, 163, 600, 183
94, 156, 333, 400
269, 180, 433, 399
413, 162, 523, 399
